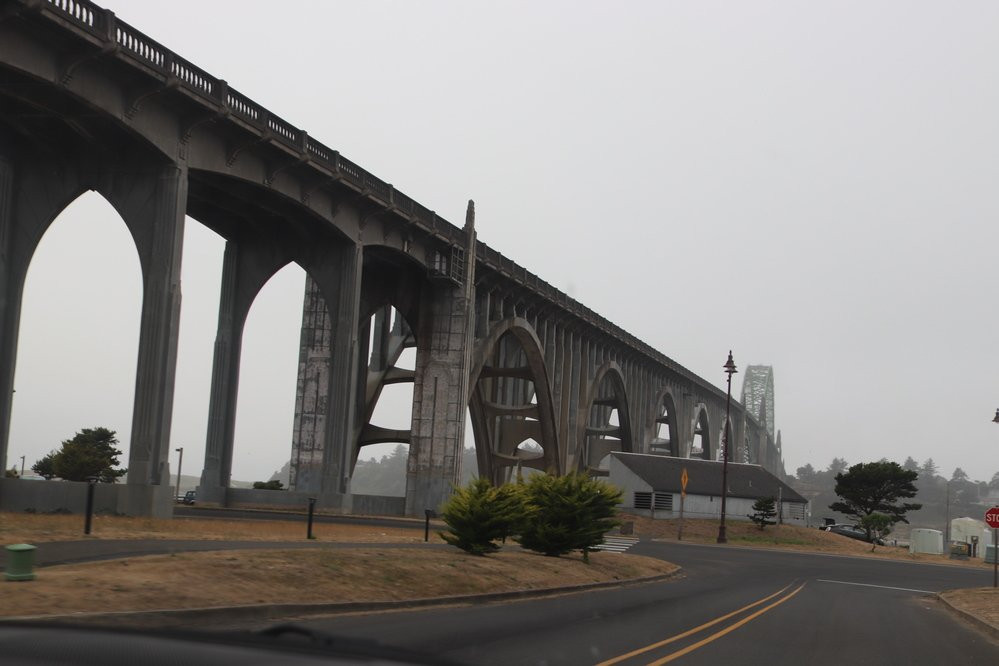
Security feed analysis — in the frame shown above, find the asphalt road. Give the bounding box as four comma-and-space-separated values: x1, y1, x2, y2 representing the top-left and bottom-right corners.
273, 540, 998, 665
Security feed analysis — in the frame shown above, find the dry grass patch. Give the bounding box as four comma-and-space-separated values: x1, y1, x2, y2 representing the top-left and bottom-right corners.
0, 547, 678, 618
0, 512, 423, 544
625, 515, 993, 568
940, 588, 999, 630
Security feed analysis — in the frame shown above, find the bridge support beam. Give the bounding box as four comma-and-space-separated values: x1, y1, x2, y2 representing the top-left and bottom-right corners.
404, 209, 476, 516
113, 164, 188, 517
0, 154, 15, 476
317, 240, 364, 503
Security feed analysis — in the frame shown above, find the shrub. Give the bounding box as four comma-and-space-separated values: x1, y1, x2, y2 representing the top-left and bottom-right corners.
517, 472, 622, 561
252, 480, 284, 490
748, 496, 777, 530
440, 478, 527, 555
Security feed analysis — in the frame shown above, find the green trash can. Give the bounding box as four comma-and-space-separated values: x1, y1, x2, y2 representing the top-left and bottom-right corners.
5, 543, 37, 581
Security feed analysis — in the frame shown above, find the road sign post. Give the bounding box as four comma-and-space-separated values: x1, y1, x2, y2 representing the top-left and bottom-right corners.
984, 507, 999, 587
678, 468, 689, 541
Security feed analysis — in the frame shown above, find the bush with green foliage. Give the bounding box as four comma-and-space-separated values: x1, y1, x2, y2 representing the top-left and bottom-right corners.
32, 427, 126, 483
748, 496, 777, 530
859, 513, 892, 551
517, 472, 622, 562
439, 478, 527, 555
252, 480, 285, 490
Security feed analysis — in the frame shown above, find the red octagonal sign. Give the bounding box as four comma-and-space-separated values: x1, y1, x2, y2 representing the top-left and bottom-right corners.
986, 506, 999, 529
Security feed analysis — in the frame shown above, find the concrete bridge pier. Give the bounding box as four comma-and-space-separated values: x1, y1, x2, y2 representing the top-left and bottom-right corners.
404, 208, 476, 516
0, 150, 185, 517
114, 164, 187, 518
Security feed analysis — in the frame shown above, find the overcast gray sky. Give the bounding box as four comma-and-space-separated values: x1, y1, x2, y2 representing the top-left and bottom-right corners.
8, 0, 999, 485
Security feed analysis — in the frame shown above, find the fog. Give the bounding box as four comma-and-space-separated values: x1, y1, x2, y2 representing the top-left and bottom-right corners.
7, 1, 999, 484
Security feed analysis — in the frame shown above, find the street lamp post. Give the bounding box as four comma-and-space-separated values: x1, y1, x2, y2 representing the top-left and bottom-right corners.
717, 351, 738, 544
174, 447, 184, 500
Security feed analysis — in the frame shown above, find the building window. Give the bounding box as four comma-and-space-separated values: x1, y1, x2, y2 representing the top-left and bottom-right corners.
787, 503, 805, 519
634, 491, 652, 509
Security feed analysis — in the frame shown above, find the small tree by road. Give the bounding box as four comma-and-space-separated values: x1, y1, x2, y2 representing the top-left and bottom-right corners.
748, 497, 777, 530
859, 513, 892, 551
33, 427, 127, 483
829, 461, 921, 540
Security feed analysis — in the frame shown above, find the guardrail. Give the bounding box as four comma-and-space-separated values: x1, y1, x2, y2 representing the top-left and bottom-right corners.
25, 0, 733, 403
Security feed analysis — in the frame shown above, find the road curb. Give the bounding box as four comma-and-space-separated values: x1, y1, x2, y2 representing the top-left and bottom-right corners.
3, 569, 682, 628
936, 592, 999, 641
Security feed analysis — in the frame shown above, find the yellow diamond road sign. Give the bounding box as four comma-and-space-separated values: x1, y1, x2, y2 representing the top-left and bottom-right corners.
681, 468, 689, 497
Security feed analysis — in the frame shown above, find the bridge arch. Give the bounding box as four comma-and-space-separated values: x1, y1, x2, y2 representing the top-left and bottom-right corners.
468, 317, 559, 484
649, 389, 680, 456
9, 191, 143, 471
580, 362, 633, 475
690, 405, 712, 460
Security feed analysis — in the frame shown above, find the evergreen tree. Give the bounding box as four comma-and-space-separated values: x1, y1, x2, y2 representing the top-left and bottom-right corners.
902, 457, 919, 472
827, 458, 849, 475
830, 461, 921, 539
859, 513, 892, 551
39, 427, 126, 483
517, 472, 621, 562
32, 452, 57, 480
748, 496, 777, 530
439, 478, 526, 555
920, 458, 938, 478
795, 464, 816, 483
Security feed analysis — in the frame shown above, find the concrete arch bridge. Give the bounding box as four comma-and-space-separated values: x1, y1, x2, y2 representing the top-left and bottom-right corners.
0, 0, 785, 516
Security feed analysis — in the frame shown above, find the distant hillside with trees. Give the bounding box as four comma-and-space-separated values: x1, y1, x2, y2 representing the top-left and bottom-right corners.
789, 456, 999, 536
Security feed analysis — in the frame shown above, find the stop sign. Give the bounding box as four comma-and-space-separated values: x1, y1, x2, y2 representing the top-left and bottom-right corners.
986, 506, 999, 529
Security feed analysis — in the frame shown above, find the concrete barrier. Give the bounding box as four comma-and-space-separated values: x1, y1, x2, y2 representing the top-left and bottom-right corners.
0, 478, 173, 517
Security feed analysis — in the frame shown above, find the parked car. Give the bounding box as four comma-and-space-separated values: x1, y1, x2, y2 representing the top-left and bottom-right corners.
823, 523, 884, 545
182, 490, 196, 505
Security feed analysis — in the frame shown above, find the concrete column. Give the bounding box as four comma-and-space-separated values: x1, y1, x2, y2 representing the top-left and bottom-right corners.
405, 206, 476, 515
286, 276, 333, 492
198, 242, 243, 503
196, 228, 297, 503
320, 240, 363, 499
116, 164, 187, 516
0, 155, 15, 474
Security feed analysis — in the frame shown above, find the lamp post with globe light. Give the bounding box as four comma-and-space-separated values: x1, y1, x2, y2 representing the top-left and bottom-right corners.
717, 351, 737, 544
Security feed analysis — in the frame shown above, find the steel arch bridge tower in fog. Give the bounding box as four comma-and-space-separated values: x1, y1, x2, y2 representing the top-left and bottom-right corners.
0, 0, 787, 517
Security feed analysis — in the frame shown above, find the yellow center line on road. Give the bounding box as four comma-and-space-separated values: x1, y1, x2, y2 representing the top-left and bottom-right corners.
646, 582, 807, 665
594, 582, 796, 666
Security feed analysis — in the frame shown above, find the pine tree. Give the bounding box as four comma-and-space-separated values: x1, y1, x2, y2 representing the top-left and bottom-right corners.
517, 472, 622, 562
439, 478, 526, 555
748, 496, 777, 530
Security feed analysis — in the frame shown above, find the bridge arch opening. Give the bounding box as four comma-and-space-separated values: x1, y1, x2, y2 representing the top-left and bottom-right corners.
650, 391, 679, 456
354, 305, 416, 497
582, 364, 632, 476
468, 319, 559, 485
9, 192, 141, 476
231, 262, 308, 486
690, 407, 711, 460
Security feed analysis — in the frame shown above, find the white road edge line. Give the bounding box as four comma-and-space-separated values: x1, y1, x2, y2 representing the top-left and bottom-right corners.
816, 579, 935, 594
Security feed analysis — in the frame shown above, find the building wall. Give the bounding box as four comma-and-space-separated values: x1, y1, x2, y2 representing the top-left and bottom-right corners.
608, 456, 806, 524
